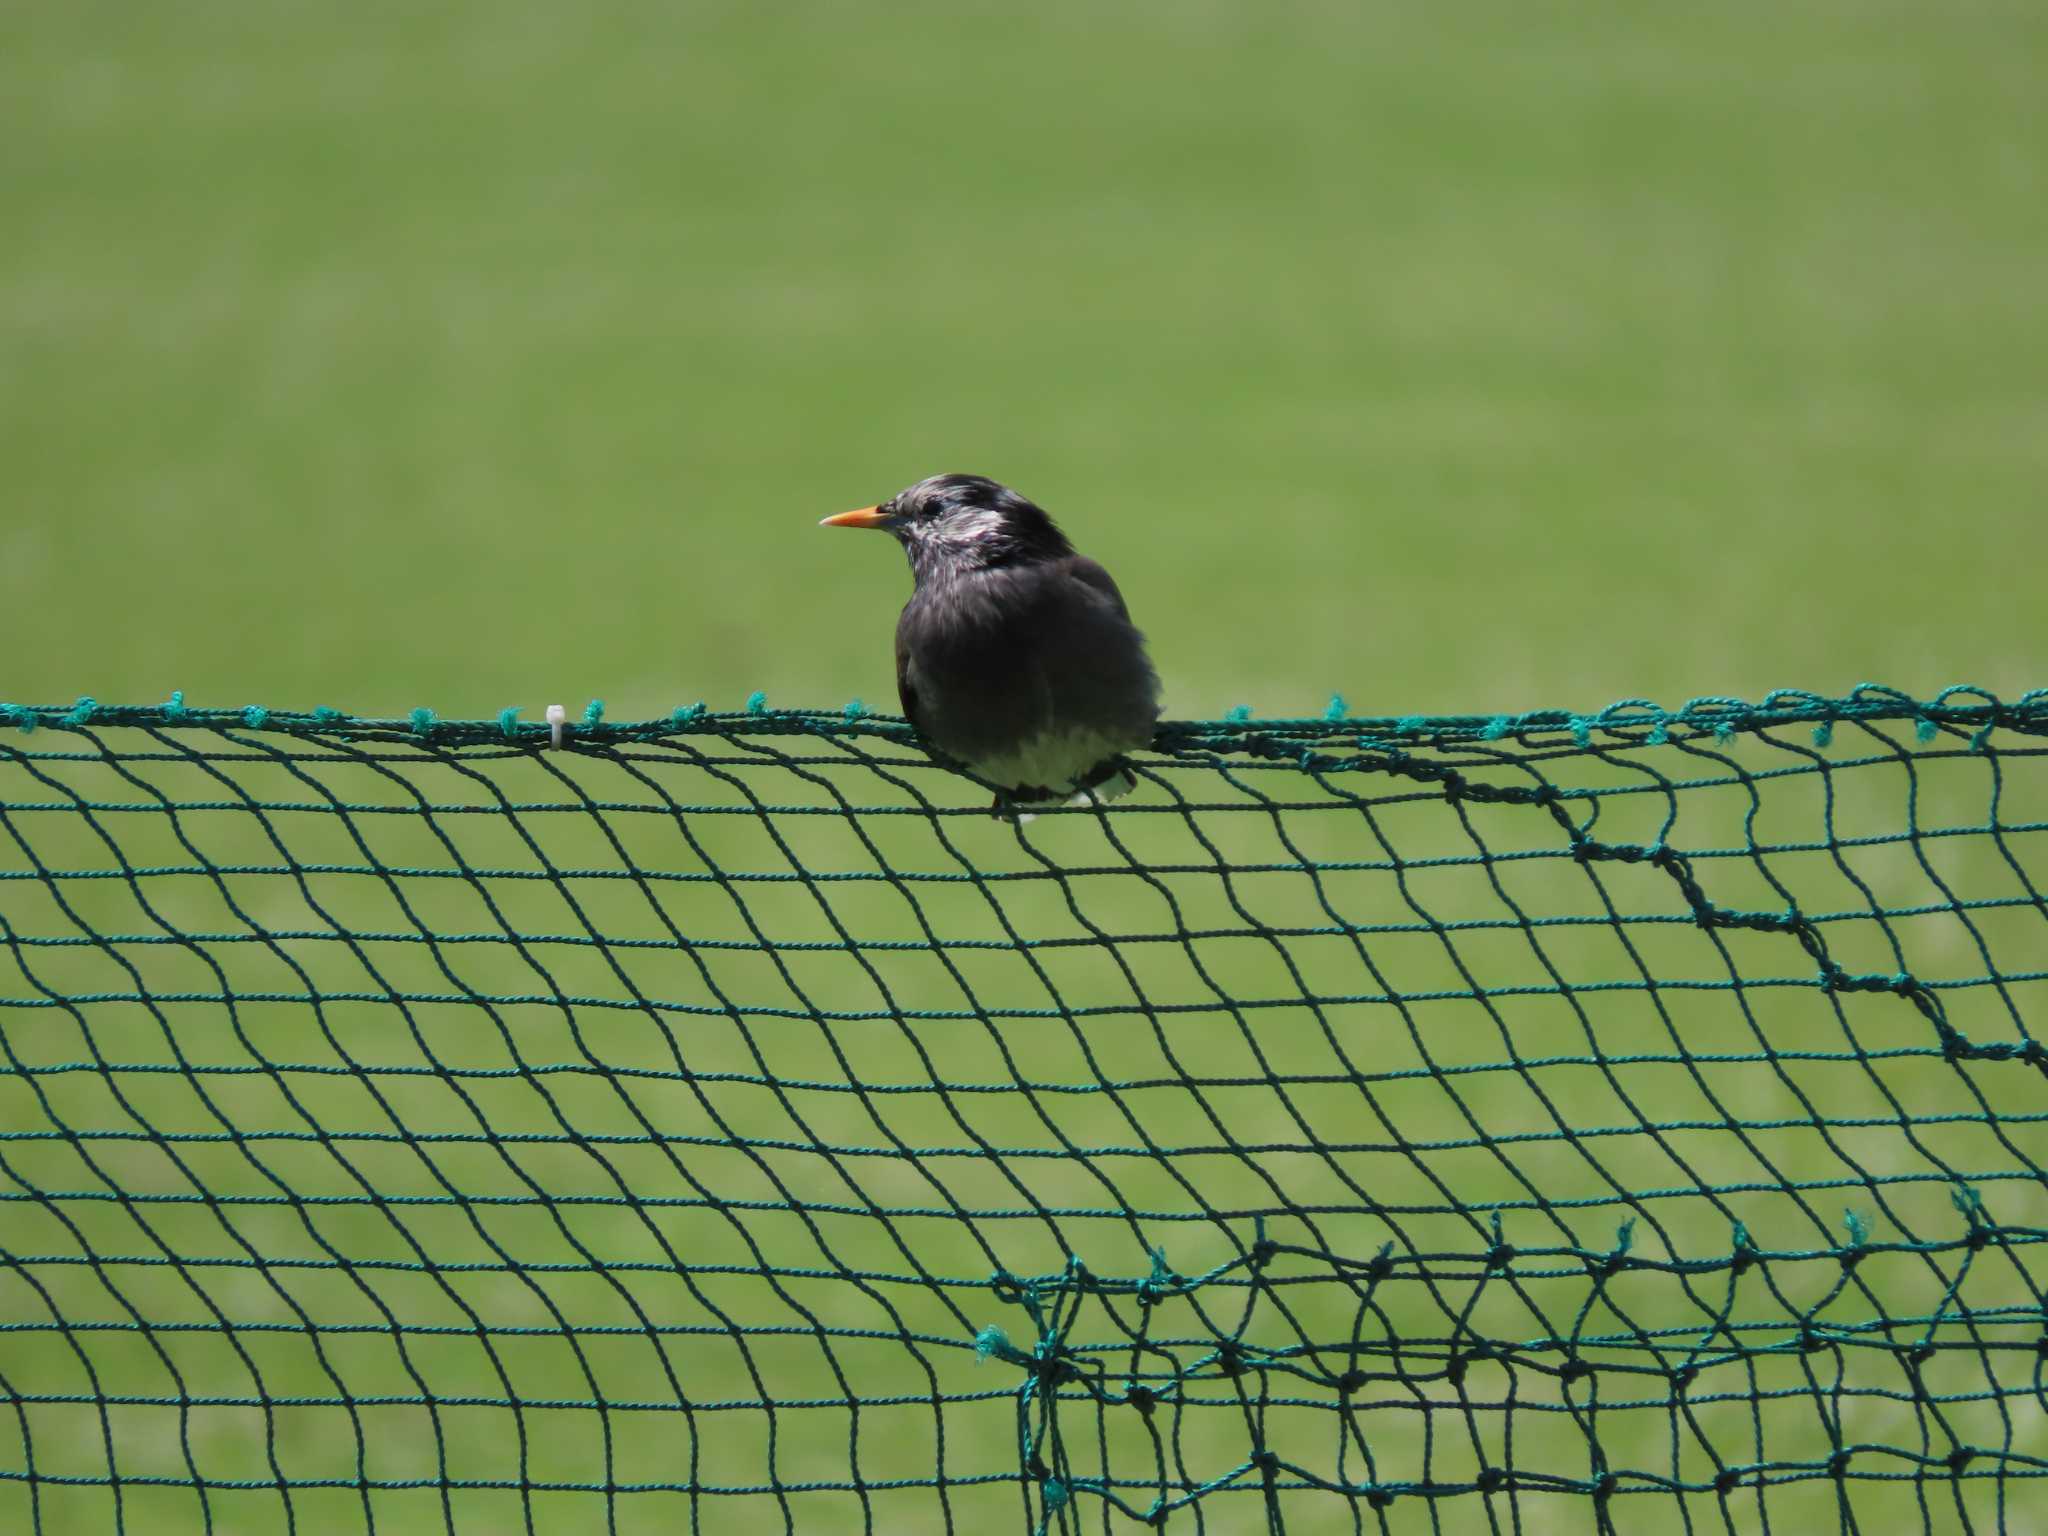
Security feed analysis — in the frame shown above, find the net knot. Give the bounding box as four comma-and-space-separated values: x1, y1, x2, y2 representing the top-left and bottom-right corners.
65, 696, 98, 726
1136, 1248, 1178, 1305
1029, 1345, 1080, 1387
1828, 1448, 1853, 1478
1125, 1384, 1155, 1414
1952, 1185, 1993, 1249
973, 1324, 1023, 1366
1714, 1468, 1743, 1495
1729, 1222, 1757, 1274
1592, 1473, 1618, 1502
1946, 1448, 1975, 1475
1840, 1209, 1869, 1267
1337, 1368, 1368, 1396
1820, 965, 1920, 998
1476, 1467, 1506, 1493
1593, 1220, 1635, 1276
1366, 1241, 1396, 1281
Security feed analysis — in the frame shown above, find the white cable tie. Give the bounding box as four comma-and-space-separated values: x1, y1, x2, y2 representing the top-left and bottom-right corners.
546, 704, 567, 750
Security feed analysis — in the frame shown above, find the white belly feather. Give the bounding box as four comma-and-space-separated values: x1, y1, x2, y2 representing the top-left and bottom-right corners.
968, 725, 1139, 798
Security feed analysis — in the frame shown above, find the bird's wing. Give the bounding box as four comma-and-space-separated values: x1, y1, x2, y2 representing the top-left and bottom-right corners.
1056, 556, 1133, 621
894, 625, 928, 735
1033, 556, 1161, 748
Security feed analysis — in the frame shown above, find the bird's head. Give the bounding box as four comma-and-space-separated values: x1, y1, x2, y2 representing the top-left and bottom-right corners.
821, 473, 1072, 583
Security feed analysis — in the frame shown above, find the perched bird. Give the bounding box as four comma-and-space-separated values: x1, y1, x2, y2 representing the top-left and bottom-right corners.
822, 473, 1160, 811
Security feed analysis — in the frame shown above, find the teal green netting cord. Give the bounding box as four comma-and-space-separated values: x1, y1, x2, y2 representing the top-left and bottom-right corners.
1, 684, 2044, 1534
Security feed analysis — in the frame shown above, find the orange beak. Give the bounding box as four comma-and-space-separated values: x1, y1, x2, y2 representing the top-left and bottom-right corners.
819, 505, 891, 529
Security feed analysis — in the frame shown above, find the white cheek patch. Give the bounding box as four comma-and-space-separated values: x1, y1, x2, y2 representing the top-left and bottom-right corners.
929, 509, 1012, 553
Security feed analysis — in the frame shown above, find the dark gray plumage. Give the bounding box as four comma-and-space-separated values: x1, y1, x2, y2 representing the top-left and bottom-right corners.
822, 474, 1160, 807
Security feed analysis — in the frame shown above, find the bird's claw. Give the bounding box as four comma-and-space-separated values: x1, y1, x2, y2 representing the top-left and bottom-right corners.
991, 792, 1036, 826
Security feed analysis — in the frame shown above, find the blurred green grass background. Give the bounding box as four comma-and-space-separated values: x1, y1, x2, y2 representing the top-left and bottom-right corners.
4, 0, 2043, 720
5, 3, 2048, 1532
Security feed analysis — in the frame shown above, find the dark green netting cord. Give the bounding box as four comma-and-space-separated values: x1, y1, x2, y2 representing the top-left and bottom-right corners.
1, 684, 2044, 1535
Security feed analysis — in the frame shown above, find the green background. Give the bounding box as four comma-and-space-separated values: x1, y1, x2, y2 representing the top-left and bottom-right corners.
5, 1, 2042, 722
4, 4, 2047, 1533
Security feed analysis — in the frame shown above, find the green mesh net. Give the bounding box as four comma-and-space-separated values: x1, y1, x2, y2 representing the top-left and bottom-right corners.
1, 686, 2044, 1535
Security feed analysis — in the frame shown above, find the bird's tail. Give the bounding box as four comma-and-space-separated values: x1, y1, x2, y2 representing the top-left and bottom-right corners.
1077, 762, 1140, 804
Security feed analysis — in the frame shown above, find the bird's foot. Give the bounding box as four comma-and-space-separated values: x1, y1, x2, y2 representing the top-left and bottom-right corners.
991, 786, 1054, 825
991, 763, 1137, 825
